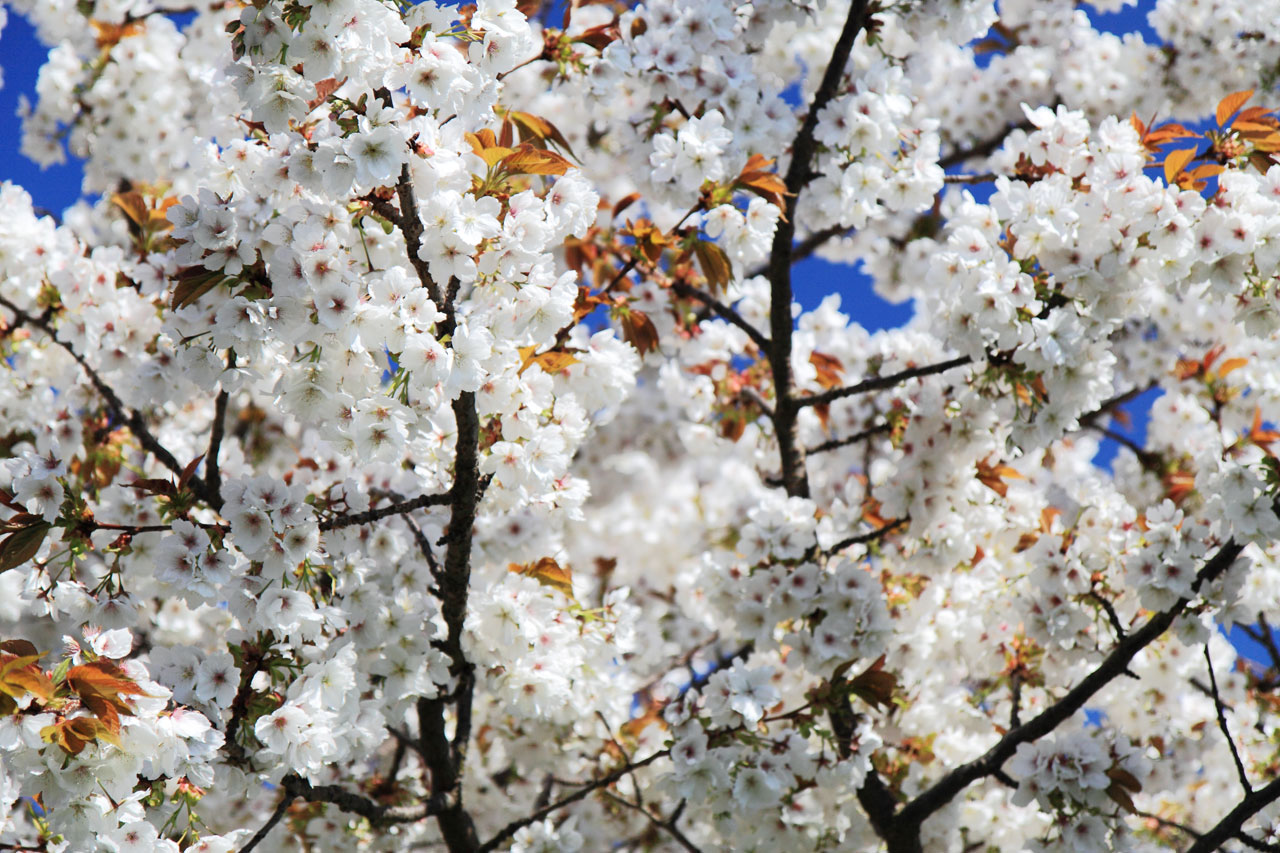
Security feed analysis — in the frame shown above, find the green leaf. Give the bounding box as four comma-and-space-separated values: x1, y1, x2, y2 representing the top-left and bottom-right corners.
0, 522, 52, 574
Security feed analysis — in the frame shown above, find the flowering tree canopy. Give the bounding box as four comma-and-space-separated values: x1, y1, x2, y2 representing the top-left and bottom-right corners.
3, 0, 1280, 850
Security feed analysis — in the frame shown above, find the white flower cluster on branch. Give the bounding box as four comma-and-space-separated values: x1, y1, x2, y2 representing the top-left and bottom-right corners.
1, 0, 1280, 851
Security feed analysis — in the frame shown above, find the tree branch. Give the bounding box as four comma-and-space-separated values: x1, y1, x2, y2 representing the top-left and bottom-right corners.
795, 356, 972, 410
204, 385, 229, 511
824, 517, 909, 556
807, 422, 891, 456
670, 281, 770, 353
1204, 643, 1252, 794
0, 294, 217, 508
938, 118, 1033, 169
477, 751, 671, 853
1185, 773, 1280, 853
603, 792, 703, 853
766, 0, 872, 498
319, 491, 454, 531
392, 162, 443, 307
893, 541, 1245, 837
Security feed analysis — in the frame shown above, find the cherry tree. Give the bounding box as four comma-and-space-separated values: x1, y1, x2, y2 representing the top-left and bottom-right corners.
2, 0, 1280, 850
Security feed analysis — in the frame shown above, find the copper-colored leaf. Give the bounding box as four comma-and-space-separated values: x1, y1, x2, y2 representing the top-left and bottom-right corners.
507, 111, 578, 160
67, 660, 146, 724
306, 77, 346, 111
41, 716, 121, 755
111, 192, 150, 229
611, 192, 641, 222
693, 240, 733, 293
1162, 147, 1197, 185
809, 351, 845, 390
0, 640, 39, 658
1217, 357, 1248, 378
500, 144, 572, 176
0, 653, 55, 704
975, 458, 1022, 498
517, 346, 580, 376
509, 556, 575, 599
848, 655, 898, 710
179, 454, 205, 491
620, 309, 660, 357
1217, 89, 1255, 127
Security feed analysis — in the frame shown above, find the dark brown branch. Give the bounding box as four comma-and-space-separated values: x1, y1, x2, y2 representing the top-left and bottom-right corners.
239, 787, 292, 853
766, 0, 872, 498
1248, 614, 1280, 673
392, 162, 443, 307
795, 356, 972, 410
319, 491, 453, 531
943, 173, 998, 184
893, 541, 1245, 840
807, 423, 891, 456
670, 282, 770, 352
1077, 383, 1156, 427
282, 774, 438, 825
1087, 588, 1127, 640
824, 517, 909, 555
1204, 643, 1252, 794
938, 119, 1033, 169
1186, 773, 1280, 853
204, 385, 229, 511
603, 792, 703, 853
477, 751, 671, 853
0, 294, 218, 508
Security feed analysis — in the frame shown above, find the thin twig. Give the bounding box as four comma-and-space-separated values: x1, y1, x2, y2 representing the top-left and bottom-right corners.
477, 751, 671, 853
670, 282, 770, 353
825, 517, 909, 555
939, 119, 1034, 168
238, 789, 292, 853
320, 491, 454, 531
0, 294, 217, 508
1204, 643, 1252, 794
795, 355, 972, 410
807, 423, 891, 455
603, 792, 703, 853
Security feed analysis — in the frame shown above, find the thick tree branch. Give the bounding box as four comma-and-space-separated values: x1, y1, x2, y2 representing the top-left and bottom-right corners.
1185, 773, 1280, 853
204, 385, 229, 511
892, 541, 1245, 838
767, 0, 872, 498
795, 356, 972, 410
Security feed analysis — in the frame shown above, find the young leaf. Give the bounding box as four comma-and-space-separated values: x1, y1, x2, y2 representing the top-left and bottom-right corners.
1162, 147, 1197, 185
1216, 89, 1254, 127
693, 240, 733, 293
509, 557, 575, 600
